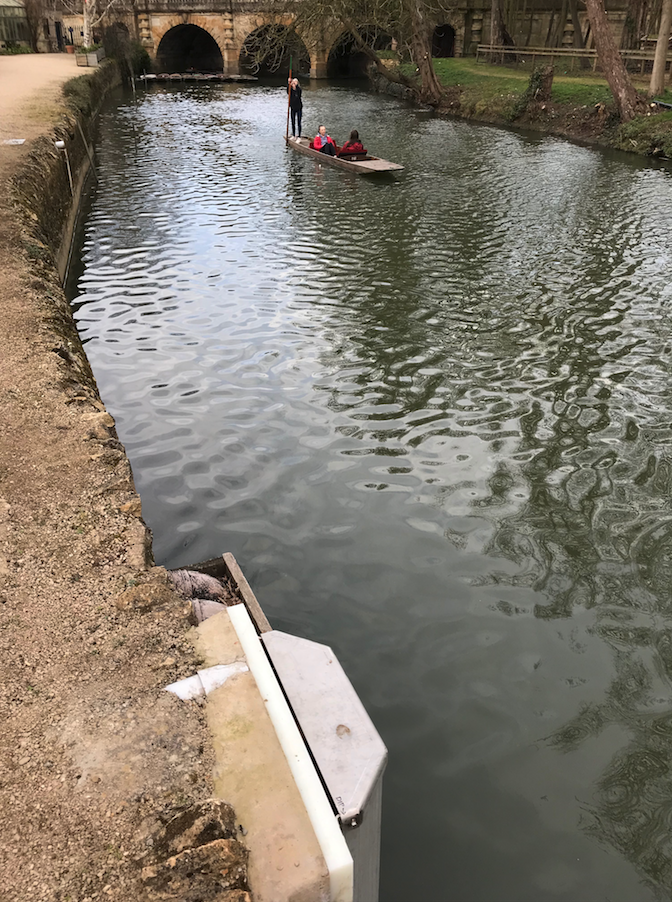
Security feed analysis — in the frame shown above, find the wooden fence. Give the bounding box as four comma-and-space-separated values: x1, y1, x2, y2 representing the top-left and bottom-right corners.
476, 44, 671, 76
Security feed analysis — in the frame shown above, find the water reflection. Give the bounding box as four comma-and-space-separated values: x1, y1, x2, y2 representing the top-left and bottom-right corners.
476, 214, 672, 891
71, 82, 672, 900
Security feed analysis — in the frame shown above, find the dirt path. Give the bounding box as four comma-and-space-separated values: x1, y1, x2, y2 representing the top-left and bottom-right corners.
0, 54, 76, 147
0, 57, 240, 902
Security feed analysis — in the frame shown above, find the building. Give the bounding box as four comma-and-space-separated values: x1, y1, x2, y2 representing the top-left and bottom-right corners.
0, 0, 30, 48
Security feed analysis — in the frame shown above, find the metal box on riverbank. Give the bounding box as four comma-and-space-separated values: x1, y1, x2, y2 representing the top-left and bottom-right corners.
181, 552, 388, 902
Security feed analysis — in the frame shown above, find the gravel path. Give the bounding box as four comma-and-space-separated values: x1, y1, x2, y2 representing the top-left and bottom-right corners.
0, 53, 76, 144
0, 56, 228, 902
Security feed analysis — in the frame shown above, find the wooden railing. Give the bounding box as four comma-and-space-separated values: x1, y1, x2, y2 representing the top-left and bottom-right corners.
476, 43, 670, 75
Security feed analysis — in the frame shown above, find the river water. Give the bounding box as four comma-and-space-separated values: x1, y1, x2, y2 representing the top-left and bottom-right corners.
70, 81, 672, 901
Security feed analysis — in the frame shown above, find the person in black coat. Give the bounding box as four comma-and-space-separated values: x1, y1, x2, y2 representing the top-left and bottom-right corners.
288, 78, 303, 137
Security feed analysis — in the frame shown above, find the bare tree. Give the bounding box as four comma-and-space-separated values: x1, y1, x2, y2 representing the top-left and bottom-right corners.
22, 0, 48, 50
58, 0, 125, 46
266, 0, 450, 104
490, 0, 515, 50
649, 0, 672, 95
569, 0, 590, 68
583, 0, 647, 120
620, 0, 650, 50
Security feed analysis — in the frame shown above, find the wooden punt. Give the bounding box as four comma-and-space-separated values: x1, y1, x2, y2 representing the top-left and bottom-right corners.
285, 135, 404, 175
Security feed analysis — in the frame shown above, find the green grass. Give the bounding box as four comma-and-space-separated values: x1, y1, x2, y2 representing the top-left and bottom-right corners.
399, 55, 672, 111
550, 78, 612, 105
432, 58, 528, 94
397, 55, 672, 153
651, 87, 672, 104
616, 108, 672, 156
428, 58, 613, 106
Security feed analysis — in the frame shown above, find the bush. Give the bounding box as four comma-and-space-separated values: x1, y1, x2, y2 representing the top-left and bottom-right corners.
615, 109, 672, 158
0, 41, 32, 55
509, 65, 554, 120
126, 41, 150, 75
102, 29, 150, 76
62, 60, 118, 116
62, 76, 94, 115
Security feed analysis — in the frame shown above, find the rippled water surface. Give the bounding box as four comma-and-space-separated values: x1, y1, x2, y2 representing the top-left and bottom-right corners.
72, 81, 672, 901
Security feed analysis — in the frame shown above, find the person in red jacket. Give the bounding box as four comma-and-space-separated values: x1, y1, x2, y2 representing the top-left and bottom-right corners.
310, 125, 338, 156
338, 130, 367, 157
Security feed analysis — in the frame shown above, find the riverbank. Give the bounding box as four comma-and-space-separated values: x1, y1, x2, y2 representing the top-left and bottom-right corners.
0, 57, 251, 902
383, 57, 672, 159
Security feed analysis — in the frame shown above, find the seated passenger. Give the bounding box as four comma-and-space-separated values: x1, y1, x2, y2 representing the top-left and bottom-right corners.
310, 125, 338, 156
337, 129, 367, 157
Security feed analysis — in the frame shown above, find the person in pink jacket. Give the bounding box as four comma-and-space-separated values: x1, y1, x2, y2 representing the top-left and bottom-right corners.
310, 125, 338, 156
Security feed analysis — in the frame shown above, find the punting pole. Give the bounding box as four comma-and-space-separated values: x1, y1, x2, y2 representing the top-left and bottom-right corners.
286, 55, 293, 140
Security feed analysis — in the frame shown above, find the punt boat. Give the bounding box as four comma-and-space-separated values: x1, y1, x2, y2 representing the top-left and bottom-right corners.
285, 135, 404, 175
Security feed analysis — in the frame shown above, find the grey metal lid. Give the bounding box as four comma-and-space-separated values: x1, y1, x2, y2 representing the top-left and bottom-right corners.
262, 630, 387, 825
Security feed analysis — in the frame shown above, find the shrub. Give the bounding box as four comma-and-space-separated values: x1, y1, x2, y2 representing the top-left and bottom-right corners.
102, 31, 150, 76
62, 76, 95, 115
1, 41, 32, 55
125, 41, 151, 75
616, 109, 672, 157
62, 61, 118, 116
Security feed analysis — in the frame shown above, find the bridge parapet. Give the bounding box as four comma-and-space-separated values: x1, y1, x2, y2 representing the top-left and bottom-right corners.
137, 0, 266, 11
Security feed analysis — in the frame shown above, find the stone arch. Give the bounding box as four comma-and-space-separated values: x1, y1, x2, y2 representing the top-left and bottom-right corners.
156, 23, 224, 73
239, 23, 310, 76
431, 24, 455, 57
327, 27, 392, 78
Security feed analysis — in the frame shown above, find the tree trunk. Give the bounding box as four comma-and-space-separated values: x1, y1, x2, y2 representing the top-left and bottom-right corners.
490, 0, 516, 62
525, 4, 535, 45
569, 0, 590, 67
620, 0, 649, 50
584, 0, 646, 119
491, 0, 503, 46
410, 33, 443, 102
550, 0, 569, 47
491, 0, 516, 46
536, 63, 555, 99
650, 0, 672, 95
82, 0, 92, 46
409, 0, 443, 103
342, 21, 420, 94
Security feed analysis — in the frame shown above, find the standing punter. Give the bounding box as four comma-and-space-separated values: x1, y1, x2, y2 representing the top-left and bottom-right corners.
288, 78, 303, 138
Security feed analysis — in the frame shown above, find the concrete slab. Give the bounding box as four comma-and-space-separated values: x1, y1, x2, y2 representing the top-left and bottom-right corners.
194, 609, 330, 902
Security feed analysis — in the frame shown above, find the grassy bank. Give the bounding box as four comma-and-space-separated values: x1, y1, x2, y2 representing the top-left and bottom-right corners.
397, 57, 672, 158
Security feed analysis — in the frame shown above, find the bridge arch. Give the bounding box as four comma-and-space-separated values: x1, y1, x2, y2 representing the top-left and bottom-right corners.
239, 23, 310, 76
327, 27, 392, 78
156, 23, 224, 73
431, 24, 456, 57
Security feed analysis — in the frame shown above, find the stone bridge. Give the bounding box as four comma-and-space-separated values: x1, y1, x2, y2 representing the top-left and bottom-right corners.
110, 0, 471, 77
94, 0, 619, 78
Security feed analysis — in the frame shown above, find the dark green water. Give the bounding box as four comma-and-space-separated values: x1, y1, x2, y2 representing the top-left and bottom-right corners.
71, 80, 672, 901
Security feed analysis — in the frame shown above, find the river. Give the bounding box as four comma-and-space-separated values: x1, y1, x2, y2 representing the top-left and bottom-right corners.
70, 80, 672, 901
